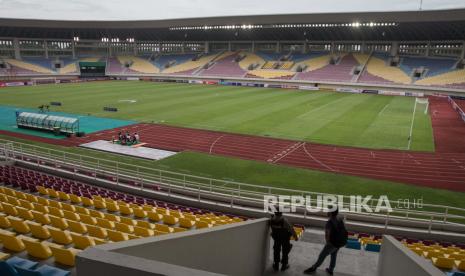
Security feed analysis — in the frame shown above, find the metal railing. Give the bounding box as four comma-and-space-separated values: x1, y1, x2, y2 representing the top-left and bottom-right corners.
1, 139, 465, 231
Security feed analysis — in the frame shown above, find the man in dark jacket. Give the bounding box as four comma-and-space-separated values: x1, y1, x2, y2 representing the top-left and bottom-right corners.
304, 207, 347, 275
270, 211, 299, 271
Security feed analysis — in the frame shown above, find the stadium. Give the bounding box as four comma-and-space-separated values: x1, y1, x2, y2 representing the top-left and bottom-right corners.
0, 3, 464, 276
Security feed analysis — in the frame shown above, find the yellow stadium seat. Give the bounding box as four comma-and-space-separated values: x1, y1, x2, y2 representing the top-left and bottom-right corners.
70, 232, 95, 250
32, 210, 51, 225
0, 233, 26, 252
19, 199, 34, 210
33, 203, 49, 214
3, 188, 15, 196
49, 215, 68, 230
63, 210, 80, 222
92, 195, 103, 201
48, 200, 62, 209
173, 227, 187, 233
16, 207, 34, 221
14, 191, 27, 201
89, 209, 105, 219
179, 218, 195, 229
81, 197, 94, 207
156, 208, 169, 216
142, 205, 155, 212
106, 201, 120, 212
196, 221, 212, 229
8, 216, 31, 234
155, 230, 168, 236
103, 213, 120, 223
119, 217, 136, 226
170, 211, 184, 219
0, 194, 7, 204
87, 224, 108, 239
50, 246, 81, 267
27, 221, 51, 240
155, 224, 173, 233
0, 252, 10, 260
46, 226, 73, 245
6, 196, 19, 206
133, 208, 147, 219
119, 205, 133, 216
456, 260, 465, 271
432, 257, 454, 269
58, 191, 70, 201
25, 194, 38, 204
80, 214, 97, 225
37, 186, 48, 195
424, 251, 444, 259
115, 222, 134, 234
184, 214, 198, 221
67, 220, 87, 234
147, 211, 163, 222
96, 218, 115, 229
107, 229, 129, 242
75, 206, 90, 215
0, 213, 11, 228
136, 220, 154, 229
22, 239, 53, 259
62, 203, 76, 213
93, 200, 107, 210
232, 217, 243, 222
134, 226, 154, 237
49, 206, 64, 217
47, 188, 59, 198
2, 203, 18, 216
37, 197, 49, 206
128, 234, 140, 240
69, 194, 82, 204
163, 215, 178, 226
93, 237, 107, 245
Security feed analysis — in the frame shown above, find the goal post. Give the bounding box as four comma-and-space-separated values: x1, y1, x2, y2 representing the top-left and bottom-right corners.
415, 97, 429, 115
30, 77, 58, 86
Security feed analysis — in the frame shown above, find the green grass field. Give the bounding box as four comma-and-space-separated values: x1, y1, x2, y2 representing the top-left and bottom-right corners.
0, 81, 434, 151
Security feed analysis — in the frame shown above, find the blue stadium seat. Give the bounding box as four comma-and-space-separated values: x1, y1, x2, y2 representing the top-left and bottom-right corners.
447, 273, 465, 276
365, 243, 381, 252
0, 257, 38, 276
345, 240, 361, 250
15, 264, 70, 276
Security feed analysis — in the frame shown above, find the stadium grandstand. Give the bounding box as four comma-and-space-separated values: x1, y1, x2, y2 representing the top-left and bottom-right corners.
0, 6, 464, 276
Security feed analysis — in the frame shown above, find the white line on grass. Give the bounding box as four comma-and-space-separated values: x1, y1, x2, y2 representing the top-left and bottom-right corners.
407, 99, 418, 150
378, 103, 389, 116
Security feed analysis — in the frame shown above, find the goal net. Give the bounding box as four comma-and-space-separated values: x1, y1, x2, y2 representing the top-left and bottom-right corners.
415, 97, 429, 114
31, 77, 58, 86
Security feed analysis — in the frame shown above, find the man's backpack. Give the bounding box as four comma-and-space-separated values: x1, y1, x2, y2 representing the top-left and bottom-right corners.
329, 217, 348, 248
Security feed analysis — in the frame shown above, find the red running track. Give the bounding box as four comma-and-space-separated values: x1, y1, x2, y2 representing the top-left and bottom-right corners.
1, 96, 464, 192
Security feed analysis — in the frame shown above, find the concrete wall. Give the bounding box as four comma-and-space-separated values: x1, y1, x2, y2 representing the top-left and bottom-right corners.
377, 235, 444, 276
77, 218, 270, 276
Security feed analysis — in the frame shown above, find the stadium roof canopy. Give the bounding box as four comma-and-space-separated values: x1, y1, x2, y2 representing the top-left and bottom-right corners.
1, 9, 465, 41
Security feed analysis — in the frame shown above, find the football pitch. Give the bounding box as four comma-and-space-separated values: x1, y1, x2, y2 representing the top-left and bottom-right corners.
0, 81, 434, 151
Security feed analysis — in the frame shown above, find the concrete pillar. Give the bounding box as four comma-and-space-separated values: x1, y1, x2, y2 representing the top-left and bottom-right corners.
425, 42, 431, 57
108, 44, 112, 57
204, 41, 209, 54
181, 42, 185, 54
251, 41, 255, 53
158, 42, 162, 53
133, 43, 137, 56
302, 41, 308, 54
13, 38, 20, 59
391, 42, 399, 57
276, 41, 280, 53
330, 42, 335, 55
228, 41, 232, 52
71, 41, 76, 59
44, 40, 49, 59
461, 41, 465, 59
361, 42, 366, 54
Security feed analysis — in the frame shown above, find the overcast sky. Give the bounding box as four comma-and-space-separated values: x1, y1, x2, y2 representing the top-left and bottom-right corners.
0, 0, 464, 20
